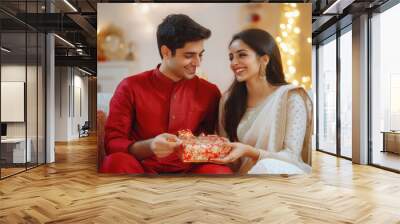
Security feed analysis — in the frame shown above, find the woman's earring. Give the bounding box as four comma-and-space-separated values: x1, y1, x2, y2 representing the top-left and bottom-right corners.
259, 64, 267, 80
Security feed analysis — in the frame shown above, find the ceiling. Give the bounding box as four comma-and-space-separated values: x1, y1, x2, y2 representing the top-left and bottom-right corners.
0, 0, 99, 74
311, 0, 390, 43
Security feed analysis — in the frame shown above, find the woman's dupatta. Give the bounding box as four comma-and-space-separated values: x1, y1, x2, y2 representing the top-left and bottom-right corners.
237, 84, 313, 174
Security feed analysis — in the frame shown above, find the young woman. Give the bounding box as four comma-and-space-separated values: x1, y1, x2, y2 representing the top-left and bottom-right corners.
213, 29, 313, 174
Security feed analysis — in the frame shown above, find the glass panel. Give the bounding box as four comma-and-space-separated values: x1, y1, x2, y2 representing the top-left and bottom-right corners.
38, 32, 45, 165
312, 45, 317, 151
340, 29, 352, 158
0, 1, 46, 178
1, 30, 27, 177
317, 37, 337, 154
27, 31, 38, 169
371, 3, 400, 171
26, 0, 38, 169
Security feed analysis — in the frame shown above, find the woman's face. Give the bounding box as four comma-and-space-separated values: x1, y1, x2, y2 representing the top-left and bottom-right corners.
229, 39, 261, 82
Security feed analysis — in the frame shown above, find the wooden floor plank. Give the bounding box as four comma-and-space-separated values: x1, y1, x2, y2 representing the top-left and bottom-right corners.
0, 135, 400, 223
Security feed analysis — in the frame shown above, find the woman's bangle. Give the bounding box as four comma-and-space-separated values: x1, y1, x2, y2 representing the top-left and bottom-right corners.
255, 148, 261, 162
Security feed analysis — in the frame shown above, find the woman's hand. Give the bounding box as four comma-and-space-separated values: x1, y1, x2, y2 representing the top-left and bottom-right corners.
211, 142, 253, 164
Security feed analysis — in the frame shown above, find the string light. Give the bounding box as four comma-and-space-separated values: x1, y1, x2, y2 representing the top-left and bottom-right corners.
302, 76, 310, 83
289, 66, 296, 74
280, 43, 288, 52
278, 5, 309, 89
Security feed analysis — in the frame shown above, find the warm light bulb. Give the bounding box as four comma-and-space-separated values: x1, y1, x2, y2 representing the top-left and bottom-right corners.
276, 37, 282, 42
293, 80, 299, 86
289, 66, 296, 74
280, 43, 288, 52
282, 31, 288, 37
292, 10, 300, 17
302, 76, 310, 83
294, 27, 300, 34
288, 18, 294, 24
280, 24, 286, 29
287, 59, 293, 65
290, 3, 297, 8
307, 37, 312, 43
289, 49, 296, 55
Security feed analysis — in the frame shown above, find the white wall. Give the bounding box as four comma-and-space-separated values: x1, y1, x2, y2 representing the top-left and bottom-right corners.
54, 67, 89, 141
1, 65, 33, 138
55, 67, 68, 141
72, 73, 89, 138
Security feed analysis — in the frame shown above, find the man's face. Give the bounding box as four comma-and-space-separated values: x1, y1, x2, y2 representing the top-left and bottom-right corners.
164, 40, 205, 80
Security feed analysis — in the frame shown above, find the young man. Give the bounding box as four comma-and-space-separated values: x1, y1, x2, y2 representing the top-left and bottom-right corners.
100, 14, 232, 174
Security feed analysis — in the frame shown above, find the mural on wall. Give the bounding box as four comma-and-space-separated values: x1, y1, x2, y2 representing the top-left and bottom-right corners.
97, 3, 313, 176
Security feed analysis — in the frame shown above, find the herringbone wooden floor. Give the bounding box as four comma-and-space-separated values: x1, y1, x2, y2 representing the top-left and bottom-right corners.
1, 135, 400, 224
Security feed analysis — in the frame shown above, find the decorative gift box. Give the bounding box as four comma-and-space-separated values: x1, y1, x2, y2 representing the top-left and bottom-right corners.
176, 130, 232, 163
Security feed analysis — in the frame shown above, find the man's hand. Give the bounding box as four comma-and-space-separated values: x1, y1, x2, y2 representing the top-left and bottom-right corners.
150, 133, 182, 158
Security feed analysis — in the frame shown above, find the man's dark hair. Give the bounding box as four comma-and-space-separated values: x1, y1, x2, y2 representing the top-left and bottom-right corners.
157, 14, 211, 59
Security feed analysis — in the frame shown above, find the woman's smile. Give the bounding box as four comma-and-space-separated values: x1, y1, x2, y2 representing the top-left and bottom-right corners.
232, 66, 247, 75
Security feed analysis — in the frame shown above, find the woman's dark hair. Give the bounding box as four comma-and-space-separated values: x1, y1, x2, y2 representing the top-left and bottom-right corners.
224, 28, 288, 141
157, 14, 211, 59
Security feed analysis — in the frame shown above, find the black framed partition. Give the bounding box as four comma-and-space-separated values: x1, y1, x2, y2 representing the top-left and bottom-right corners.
368, 0, 400, 173
316, 34, 337, 156
338, 25, 353, 159
315, 25, 353, 160
314, 0, 400, 173
0, 0, 47, 179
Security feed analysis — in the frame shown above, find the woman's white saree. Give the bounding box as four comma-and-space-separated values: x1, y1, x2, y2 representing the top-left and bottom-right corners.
219, 84, 313, 174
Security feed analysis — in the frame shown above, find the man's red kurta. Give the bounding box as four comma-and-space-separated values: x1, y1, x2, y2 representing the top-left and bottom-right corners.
101, 65, 232, 174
